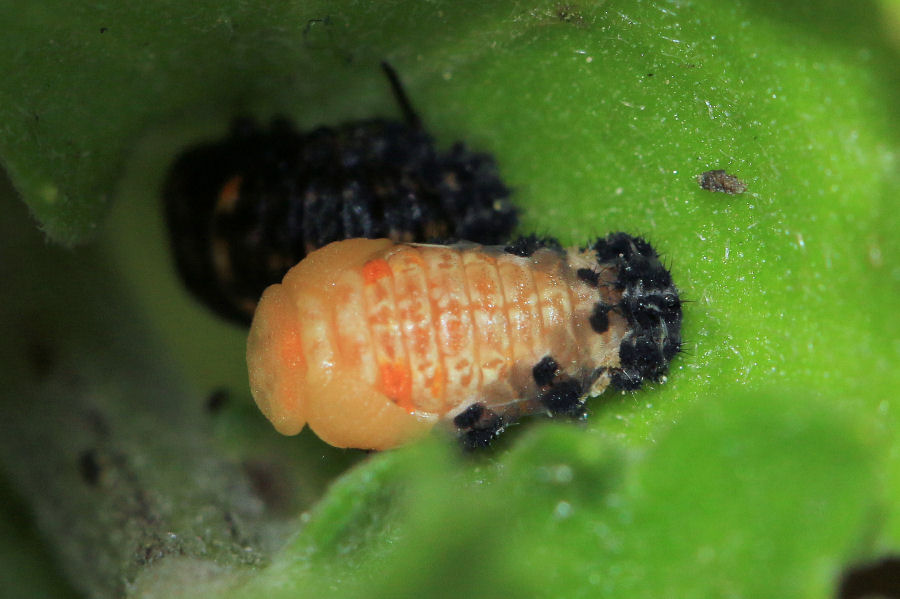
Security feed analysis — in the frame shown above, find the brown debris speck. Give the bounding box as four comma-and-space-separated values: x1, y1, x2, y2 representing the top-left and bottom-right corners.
697, 170, 747, 194
556, 4, 586, 26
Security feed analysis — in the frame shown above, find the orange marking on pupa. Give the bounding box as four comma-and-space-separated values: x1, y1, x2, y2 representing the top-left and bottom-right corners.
362, 259, 392, 284
379, 361, 414, 411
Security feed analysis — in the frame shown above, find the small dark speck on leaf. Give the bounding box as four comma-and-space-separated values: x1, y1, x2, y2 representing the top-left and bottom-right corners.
647, 72, 654, 77
556, 3, 585, 26
697, 169, 747, 194
838, 556, 900, 599
99, 27, 108, 34
243, 459, 292, 514
78, 449, 101, 486
26, 340, 55, 378
83, 408, 111, 439
205, 388, 230, 414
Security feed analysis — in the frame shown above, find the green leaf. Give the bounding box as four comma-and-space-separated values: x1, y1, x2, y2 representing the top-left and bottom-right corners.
0, 477, 80, 599
224, 391, 882, 598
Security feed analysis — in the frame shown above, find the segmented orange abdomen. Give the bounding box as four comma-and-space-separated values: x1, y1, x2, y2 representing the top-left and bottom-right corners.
364, 245, 592, 410
247, 239, 613, 447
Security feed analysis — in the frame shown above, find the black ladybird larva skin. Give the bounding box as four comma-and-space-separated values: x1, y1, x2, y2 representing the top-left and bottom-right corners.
246, 233, 682, 450
164, 63, 517, 325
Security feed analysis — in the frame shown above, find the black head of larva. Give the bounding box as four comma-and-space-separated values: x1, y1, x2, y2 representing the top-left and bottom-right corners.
587, 232, 683, 391
164, 63, 517, 326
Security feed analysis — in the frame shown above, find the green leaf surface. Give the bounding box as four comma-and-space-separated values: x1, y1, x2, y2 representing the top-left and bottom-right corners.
225, 391, 881, 598
0, 477, 80, 599
0, 0, 898, 597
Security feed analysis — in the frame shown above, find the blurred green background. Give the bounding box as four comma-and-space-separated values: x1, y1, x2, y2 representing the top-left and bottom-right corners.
0, 1, 897, 597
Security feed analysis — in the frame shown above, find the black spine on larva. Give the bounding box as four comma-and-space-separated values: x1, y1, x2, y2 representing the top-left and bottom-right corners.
539, 380, 585, 417
504, 234, 562, 257
587, 232, 682, 390
453, 404, 506, 450
164, 71, 517, 326
532, 355, 559, 388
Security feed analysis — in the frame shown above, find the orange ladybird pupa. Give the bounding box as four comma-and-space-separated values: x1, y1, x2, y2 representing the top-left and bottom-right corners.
247, 234, 682, 449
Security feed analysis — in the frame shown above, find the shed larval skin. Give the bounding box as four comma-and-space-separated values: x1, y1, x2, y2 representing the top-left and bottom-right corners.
247, 238, 638, 449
